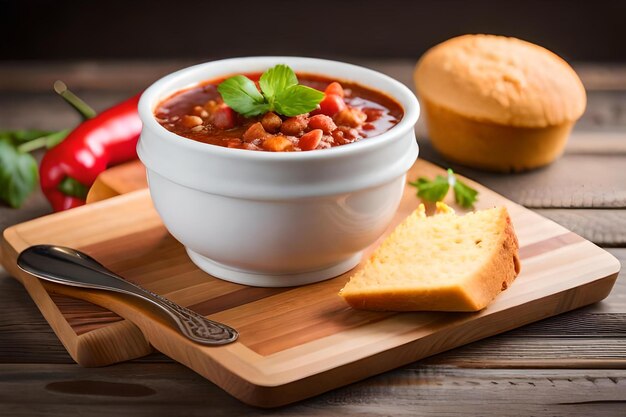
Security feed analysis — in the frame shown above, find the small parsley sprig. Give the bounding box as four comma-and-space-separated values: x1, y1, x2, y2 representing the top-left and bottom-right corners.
409, 168, 479, 208
217, 64, 325, 117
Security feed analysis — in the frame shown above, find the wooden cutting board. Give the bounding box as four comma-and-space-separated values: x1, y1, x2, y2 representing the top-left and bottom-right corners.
0, 159, 620, 407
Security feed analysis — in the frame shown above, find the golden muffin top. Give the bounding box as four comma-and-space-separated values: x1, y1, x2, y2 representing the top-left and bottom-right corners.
414, 34, 586, 127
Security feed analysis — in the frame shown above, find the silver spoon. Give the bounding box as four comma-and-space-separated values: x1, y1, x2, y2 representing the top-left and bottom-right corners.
17, 245, 238, 346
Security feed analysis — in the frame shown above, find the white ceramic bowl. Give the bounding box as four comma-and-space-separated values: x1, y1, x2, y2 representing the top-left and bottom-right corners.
137, 57, 419, 287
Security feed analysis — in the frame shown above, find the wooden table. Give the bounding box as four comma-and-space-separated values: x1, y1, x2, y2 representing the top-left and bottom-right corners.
1, 60, 624, 416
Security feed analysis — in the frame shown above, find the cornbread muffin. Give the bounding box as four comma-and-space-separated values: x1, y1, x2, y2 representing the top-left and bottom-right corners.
339, 203, 520, 312
414, 34, 586, 172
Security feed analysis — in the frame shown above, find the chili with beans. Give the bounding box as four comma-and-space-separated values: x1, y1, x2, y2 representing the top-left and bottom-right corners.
155, 73, 403, 152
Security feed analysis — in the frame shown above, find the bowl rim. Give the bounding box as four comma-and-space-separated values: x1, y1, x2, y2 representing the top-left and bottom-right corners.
138, 56, 420, 161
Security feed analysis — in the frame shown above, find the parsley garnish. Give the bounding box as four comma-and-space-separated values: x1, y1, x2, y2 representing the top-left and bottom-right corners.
217, 64, 324, 117
408, 168, 479, 208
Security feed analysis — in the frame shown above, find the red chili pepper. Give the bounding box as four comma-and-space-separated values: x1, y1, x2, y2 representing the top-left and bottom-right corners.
40, 94, 142, 211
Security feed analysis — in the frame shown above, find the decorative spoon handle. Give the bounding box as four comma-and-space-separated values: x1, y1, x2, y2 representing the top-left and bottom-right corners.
17, 245, 238, 345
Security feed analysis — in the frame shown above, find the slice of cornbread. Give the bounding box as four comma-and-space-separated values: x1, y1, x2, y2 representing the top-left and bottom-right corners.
339, 203, 521, 312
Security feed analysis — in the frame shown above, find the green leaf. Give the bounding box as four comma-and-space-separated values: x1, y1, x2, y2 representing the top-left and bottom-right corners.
453, 178, 479, 208
259, 64, 298, 101
217, 75, 268, 117
0, 129, 56, 144
408, 175, 450, 202
409, 168, 480, 208
0, 139, 39, 208
57, 177, 89, 199
273, 85, 325, 117
217, 65, 326, 118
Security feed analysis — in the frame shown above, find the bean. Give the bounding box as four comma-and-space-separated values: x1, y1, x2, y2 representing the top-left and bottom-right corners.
281, 116, 308, 136
192, 106, 209, 118
181, 115, 203, 128
261, 112, 282, 133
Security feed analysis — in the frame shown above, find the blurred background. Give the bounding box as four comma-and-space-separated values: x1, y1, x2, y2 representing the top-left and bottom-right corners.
3, 0, 626, 62
2, 0, 624, 157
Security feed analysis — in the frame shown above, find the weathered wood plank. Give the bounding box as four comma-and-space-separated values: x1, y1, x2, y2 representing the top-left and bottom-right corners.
425, 337, 626, 368
0, 91, 133, 131
0, 61, 198, 93
1, 61, 624, 92
600, 249, 626, 309
534, 209, 626, 246
503, 311, 626, 338
0, 272, 73, 364
0, 363, 624, 416
575, 63, 626, 91
565, 132, 626, 155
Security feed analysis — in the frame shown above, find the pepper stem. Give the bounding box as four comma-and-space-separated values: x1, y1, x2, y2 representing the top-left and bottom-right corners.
54, 80, 97, 120
16, 129, 70, 153
57, 177, 89, 200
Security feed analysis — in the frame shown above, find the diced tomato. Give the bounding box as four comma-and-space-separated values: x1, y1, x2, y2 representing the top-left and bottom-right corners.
324, 82, 344, 98
319, 94, 346, 116
299, 129, 323, 151
211, 105, 236, 129
262, 135, 294, 152
307, 114, 337, 133
243, 122, 269, 141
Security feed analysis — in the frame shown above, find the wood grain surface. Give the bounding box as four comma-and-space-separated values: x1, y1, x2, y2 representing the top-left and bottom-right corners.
0, 60, 624, 415
1, 159, 620, 407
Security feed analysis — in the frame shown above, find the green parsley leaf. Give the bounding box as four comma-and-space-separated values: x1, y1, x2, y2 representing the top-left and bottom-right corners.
408, 175, 449, 202
453, 177, 479, 208
218, 64, 325, 118
408, 168, 479, 208
274, 85, 325, 117
259, 64, 298, 102
217, 75, 268, 117
0, 139, 39, 208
